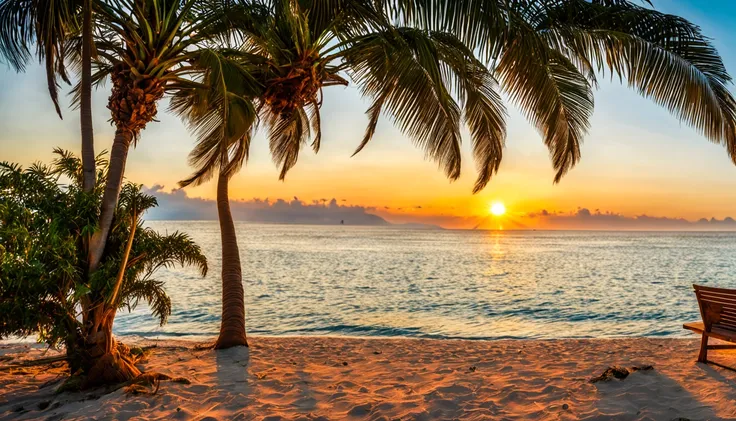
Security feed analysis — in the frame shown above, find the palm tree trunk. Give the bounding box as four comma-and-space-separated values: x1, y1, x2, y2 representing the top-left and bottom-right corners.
109, 214, 138, 307
77, 0, 95, 340
215, 173, 248, 349
81, 307, 140, 388
88, 128, 133, 272
80, 0, 95, 192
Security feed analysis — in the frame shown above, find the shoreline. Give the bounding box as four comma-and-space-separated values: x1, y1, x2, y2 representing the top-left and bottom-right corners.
1, 332, 703, 347
2, 336, 736, 420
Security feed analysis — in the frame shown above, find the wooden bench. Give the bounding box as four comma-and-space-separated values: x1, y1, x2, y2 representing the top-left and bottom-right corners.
683, 284, 736, 363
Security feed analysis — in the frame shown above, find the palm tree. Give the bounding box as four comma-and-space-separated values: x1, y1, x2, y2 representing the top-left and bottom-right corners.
84, 0, 265, 275
0, 0, 97, 192
81, 181, 207, 386
177, 0, 736, 350
171, 51, 259, 348
175, 0, 511, 348
215, 0, 736, 190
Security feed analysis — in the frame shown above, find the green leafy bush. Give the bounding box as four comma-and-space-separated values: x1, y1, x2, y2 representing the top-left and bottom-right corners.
0, 150, 207, 382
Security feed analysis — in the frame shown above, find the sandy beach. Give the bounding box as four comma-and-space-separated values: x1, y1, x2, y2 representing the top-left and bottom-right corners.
1, 336, 735, 420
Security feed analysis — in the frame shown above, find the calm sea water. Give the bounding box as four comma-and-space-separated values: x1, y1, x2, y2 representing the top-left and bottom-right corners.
114, 222, 736, 340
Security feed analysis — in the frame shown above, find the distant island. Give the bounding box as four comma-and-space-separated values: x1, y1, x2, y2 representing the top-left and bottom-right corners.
144, 186, 736, 231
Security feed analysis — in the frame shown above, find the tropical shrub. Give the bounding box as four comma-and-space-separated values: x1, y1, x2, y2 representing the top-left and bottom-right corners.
0, 150, 207, 387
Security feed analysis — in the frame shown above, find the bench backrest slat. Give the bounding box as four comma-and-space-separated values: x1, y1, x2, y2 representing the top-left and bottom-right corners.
696, 293, 736, 309
693, 284, 736, 295
717, 316, 736, 330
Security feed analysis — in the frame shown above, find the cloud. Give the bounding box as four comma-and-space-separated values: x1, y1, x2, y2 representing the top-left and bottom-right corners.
143, 185, 389, 226
523, 208, 736, 231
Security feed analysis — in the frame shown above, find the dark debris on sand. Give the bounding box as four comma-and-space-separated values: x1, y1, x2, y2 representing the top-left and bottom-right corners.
589, 365, 654, 383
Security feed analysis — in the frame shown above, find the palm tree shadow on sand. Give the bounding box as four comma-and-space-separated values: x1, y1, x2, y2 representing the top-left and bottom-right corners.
213, 343, 322, 417
213, 347, 254, 412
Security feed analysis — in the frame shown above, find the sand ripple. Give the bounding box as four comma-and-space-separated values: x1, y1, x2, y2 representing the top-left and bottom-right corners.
1, 337, 736, 420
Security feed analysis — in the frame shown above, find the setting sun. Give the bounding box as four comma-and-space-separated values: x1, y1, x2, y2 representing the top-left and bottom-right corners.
490, 202, 506, 216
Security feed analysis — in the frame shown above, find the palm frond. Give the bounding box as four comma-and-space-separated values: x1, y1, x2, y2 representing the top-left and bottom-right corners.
497, 28, 593, 183
171, 48, 260, 187
51, 147, 83, 183
135, 229, 209, 277
0, 0, 78, 117
118, 183, 158, 217
419, 30, 507, 192
266, 105, 311, 180
119, 278, 171, 326
345, 26, 506, 187
463, 68, 507, 193
386, 0, 507, 61
0, 0, 34, 71
540, 0, 736, 163
345, 27, 466, 180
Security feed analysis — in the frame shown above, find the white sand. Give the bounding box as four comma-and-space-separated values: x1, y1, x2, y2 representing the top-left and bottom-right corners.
1, 336, 736, 420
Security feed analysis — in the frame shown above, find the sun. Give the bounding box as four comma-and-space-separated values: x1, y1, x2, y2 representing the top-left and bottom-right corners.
490, 202, 506, 216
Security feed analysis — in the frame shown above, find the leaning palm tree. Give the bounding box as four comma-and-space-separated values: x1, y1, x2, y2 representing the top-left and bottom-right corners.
177, 0, 736, 349
0, 0, 98, 192
84, 0, 265, 275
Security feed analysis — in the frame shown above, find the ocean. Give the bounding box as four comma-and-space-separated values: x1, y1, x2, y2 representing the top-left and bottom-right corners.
114, 222, 736, 340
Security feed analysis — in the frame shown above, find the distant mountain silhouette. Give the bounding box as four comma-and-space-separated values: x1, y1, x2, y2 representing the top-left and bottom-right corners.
142, 185, 442, 228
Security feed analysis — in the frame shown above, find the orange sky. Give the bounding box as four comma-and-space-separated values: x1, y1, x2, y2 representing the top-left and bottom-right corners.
2, 2, 736, 230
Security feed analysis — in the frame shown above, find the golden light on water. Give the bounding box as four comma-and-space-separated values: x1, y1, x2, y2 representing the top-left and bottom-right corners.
490, 202, 506, 216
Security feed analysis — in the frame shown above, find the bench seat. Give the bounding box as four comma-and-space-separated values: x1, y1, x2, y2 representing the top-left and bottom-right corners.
684, 321, 736, 347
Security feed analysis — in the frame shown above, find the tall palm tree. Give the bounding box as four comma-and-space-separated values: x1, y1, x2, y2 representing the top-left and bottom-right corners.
175, 0, 511, 348
84, 0, 264, 275
0, 0, 97, 192
178, 0, 736, 349
171, 52, 260, 349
